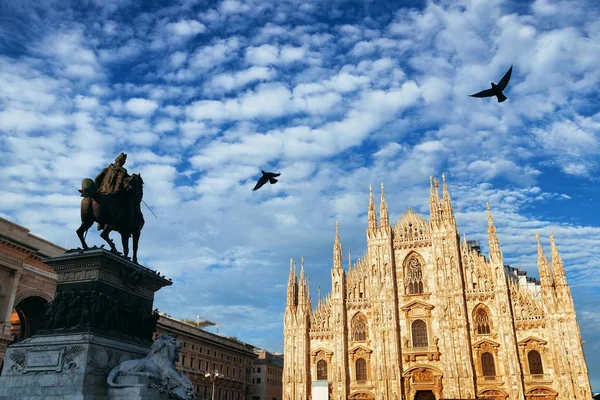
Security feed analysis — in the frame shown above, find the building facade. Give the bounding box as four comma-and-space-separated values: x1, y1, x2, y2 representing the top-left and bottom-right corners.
0, 217, 64, 371
155, 313, 257, 400
283, 176, 593, 400
251, 349, 284, 400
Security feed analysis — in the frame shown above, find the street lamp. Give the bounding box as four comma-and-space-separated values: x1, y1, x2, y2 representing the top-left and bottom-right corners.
204, 370, 221, 400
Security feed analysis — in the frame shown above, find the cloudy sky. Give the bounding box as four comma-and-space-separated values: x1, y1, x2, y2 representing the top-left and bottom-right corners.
1, 0, 599, 390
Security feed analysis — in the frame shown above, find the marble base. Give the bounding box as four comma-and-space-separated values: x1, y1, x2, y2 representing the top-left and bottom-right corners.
0, 332, 149, 400
108, 376, 172, 400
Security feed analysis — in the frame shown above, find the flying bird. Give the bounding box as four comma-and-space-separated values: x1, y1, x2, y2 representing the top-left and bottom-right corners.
252, 170, 280, 191
469, 65, 513, 103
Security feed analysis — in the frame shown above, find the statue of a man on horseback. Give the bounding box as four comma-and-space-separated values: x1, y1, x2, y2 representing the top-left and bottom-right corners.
77, 152, 146, 264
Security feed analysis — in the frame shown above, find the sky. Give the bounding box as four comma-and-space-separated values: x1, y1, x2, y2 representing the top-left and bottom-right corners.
0, 0, 599, 391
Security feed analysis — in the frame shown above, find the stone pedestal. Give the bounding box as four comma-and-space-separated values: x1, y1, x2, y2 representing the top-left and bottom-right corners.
108, 376, 172, 400
0, 248, 172, 400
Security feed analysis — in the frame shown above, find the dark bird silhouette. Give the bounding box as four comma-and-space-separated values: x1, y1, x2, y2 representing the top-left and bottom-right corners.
252, 170, 280, 191
469, 65, 513, 103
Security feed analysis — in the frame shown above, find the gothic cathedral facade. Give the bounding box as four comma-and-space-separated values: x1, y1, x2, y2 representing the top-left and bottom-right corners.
283, 176, 592, 400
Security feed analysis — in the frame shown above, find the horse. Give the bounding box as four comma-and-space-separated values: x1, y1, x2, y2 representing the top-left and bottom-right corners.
76, 173, 145, 264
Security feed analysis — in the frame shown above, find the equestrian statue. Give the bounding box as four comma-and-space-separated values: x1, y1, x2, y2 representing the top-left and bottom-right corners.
76, 152, 145, 264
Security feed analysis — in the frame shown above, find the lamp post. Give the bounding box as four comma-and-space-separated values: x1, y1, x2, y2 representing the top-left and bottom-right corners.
205, 370, 221, 400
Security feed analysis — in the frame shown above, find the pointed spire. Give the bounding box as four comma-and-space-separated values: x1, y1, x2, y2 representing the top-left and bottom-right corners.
298, 259, 307, 305
307, 278, 312, 310
317, 285, 321, 306
536, 234, 553, 287
549, 232, 567, 287
286, 258, 297, 308
429, 176, 441, 223
334, 222, 343, 270
379, 182, 389, 229
441, 173, 455, 222
486, 202, 503, 263
348, 248, 352, 270
368, 184, 378, 233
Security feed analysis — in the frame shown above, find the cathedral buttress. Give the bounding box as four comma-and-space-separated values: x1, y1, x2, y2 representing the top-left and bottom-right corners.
486, 204, 525, 399
549, 233, 591, 399
430, 175, 476, 398
331, 222, 348, 399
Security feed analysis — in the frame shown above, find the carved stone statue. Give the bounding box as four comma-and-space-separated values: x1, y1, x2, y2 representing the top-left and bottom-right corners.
76, 152, 146, 263
107, 334, 195, 400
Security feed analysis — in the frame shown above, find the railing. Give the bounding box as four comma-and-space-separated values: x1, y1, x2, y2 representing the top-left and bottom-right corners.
525, 373, 551, 381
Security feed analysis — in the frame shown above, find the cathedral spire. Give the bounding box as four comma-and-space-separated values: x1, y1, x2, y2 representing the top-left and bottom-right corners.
317, 285, 321, 306
429, 176, 441, 223
441, 173, 455, 224
487, 202, 503, 263
307, 277, 312, 310
286, 258, 297, 307
368, 184, 378, 234
348, 248, 352, 271
550, 233, 568, 287
536, 234, 553, 288
379, 182, 389, 229
298, 258, 307, 305
334, 222, 343, 270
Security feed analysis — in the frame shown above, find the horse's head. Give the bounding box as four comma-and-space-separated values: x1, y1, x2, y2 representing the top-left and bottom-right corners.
129, 173, 144, 200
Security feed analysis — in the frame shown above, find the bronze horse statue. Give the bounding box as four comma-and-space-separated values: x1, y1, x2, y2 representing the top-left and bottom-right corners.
76, 173, 145, 264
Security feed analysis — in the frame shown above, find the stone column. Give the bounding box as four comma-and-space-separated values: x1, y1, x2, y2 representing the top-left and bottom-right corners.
1, 269, 21, 335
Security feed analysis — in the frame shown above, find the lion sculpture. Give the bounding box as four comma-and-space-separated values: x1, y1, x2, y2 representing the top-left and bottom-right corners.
107, 334, 196, 400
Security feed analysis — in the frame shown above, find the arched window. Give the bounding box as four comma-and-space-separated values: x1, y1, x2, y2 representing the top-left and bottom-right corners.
411, 319, 428, 347
351, 313, 368, 341
355, 358, 367, 381
317, 360, 328, 380
528, 350, 543, 375
406, 256, 424, 294
474, 307, 491, 335
481, 352, 496, 377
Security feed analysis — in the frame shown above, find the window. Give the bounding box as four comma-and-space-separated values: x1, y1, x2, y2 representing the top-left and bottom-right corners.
475, 308, 491, 334
182, 356, 186, 366
355, 358, 367, 381
191, 357, 195, 369
481, 352, 496, 377
198, 359, 202, 370
406, 256, 424, 294
256, 378, 261, 384
317, 360, 328, 380
206, 361, 209, 370
411, 319, 428, 347
227, 366, 229, 376
351, 313, 368, 341
200, 347, 203, 353
528, 350, 544, 375
257, 367, 261, 373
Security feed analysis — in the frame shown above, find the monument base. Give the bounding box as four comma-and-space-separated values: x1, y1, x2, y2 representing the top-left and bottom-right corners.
0, 333, 149, 400
108, 376, 172, 400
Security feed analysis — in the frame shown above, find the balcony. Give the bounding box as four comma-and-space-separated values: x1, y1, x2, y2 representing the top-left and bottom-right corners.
478, 375, 504, 385
402, 346, 440, 362
525, 373, 552, 383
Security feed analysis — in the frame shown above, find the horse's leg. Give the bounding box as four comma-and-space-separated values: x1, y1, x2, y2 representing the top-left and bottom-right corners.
132, 230, 140, 264
76, 198, 94, 249
121, 233, 129, 259
100, 226, 118, 253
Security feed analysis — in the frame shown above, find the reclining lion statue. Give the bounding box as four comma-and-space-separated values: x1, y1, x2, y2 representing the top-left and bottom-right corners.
107, 334, 196, 400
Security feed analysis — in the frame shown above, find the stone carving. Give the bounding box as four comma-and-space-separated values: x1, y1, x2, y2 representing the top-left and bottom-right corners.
7, 346, 83, 374
8, 350, 26, 373
40, 290, 159, 341
76, 153, 146, 264
107, 334, 195, 400
413, 368, 434, 382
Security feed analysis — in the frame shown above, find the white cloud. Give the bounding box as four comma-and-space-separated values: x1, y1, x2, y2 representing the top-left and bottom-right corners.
166, 19, 206, 37
124, 98, 159, 116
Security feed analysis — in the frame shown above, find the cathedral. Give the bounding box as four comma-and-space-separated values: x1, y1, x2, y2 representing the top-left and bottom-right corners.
282, 176, 592, 400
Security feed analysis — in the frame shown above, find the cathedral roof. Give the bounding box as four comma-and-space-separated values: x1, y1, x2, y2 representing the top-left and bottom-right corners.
393, 209, 430, 241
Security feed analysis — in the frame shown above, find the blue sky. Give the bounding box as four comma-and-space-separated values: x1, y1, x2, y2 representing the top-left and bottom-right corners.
1, 0, 599, 391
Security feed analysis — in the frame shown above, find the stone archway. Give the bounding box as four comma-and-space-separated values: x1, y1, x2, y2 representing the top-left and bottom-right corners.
402, 366, 443, 400
348, 391, 375, 400
478, 389, 509, 400
10, 296, 48, 341
525, 387, 558, 400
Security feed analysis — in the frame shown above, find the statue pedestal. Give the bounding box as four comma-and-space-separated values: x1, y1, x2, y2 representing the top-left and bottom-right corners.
108, 376, 172, 400
0, 248, 171, 400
